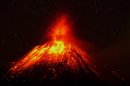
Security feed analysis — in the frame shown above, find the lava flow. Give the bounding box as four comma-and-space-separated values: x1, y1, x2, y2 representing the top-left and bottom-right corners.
8, 15, 95, 79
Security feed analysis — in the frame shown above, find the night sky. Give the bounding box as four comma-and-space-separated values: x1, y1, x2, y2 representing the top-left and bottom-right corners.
0, 0, 130, 80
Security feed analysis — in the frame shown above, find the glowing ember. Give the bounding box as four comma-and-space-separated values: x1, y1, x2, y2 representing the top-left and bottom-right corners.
8, 15, 91, 77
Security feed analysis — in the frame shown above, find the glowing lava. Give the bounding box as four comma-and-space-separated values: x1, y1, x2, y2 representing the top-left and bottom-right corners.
8, 15, 91, 77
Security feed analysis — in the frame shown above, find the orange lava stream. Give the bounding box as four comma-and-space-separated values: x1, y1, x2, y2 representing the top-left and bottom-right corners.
9, 15, 90, 74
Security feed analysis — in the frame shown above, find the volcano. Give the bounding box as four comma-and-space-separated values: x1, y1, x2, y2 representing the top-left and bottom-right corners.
0, 15, 127, 86
9, 15, 89, 72
5, 15, 101, 84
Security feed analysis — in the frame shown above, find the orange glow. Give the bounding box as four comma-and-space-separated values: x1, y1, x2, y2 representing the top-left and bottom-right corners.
48, 40, 65, 54
9, 15, 90, 75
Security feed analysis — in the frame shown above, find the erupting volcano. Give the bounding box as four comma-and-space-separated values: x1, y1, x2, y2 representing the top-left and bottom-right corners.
8, 15, 97, 80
